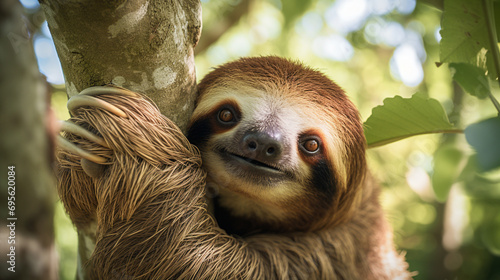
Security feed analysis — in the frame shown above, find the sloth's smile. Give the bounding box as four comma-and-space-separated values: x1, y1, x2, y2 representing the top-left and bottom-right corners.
228, 152, 281, 172
217, 149, 286, 180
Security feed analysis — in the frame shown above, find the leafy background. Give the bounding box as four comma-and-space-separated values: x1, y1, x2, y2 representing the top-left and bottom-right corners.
20, 0, 500, 279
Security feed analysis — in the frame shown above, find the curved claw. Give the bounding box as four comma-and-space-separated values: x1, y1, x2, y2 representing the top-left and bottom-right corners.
79, 86, 138, 97
67, 95, 128, 118
57, 86, 138, 176
57, 135, 107, 164
59, 120, 109, 148
68, 86, 138, 118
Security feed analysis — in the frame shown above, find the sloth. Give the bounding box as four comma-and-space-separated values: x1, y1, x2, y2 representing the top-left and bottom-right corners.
185, 56, 411, 277
58, 56, 412, 279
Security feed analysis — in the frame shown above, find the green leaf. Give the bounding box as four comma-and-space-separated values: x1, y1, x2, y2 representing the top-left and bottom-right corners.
465, 116, 500, 171
440, 0, 489, 66
364, 93, 458, 148
450, 63, 490, 99
432, 144, 467, 202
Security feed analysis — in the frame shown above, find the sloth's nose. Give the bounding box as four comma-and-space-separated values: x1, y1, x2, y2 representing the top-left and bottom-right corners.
241, 131, 283, 163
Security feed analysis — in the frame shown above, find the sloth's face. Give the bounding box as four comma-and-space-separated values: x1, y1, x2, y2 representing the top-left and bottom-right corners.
187, 86, 340, 219
187, 57, 366, 230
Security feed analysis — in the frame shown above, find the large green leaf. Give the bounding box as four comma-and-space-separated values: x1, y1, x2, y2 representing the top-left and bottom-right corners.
364, 93, 458, 148
465, 116, 500, 171
450, 63, 490, 99
439, 0, 489, 66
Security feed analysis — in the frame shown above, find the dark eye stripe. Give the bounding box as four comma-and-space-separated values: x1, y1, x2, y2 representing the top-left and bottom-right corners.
187, 101, 241, 146
187, 117, 212, 146
311, 159, 337, 198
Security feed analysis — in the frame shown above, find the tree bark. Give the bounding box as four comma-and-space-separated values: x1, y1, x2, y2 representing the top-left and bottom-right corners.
0, 1, 57, 279
39, 0, 202, 278
40, 0, 202, 133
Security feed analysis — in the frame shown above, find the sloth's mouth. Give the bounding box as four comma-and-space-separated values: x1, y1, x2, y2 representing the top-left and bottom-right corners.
218, 149, 284, 175
212, 148, 295, 186
228, 152, 281, 172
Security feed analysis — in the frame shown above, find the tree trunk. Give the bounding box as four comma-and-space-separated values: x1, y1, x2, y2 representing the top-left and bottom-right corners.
40, 0, 202, 133
39, 0, 202, 278
0, 1, 57, 279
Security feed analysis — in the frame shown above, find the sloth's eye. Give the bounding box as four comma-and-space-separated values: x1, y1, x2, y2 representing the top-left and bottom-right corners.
218, 108, 234, 123
303, 139, 319, 152
300, 136, 321, 154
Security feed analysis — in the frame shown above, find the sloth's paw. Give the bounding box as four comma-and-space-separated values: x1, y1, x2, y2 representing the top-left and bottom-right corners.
57, 86, 137, 177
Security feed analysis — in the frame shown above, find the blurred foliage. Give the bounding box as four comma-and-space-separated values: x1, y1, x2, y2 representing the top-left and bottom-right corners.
54, 201, 78, 280
20, 0, 500, 278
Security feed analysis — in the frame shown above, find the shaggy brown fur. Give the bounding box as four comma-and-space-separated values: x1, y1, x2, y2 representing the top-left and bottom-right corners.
57, 64, 411, 279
